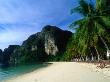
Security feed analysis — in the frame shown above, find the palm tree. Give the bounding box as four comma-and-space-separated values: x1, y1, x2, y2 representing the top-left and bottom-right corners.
96, 0, 110, 59
70, 0, 110, 60
96, 0, 110, 17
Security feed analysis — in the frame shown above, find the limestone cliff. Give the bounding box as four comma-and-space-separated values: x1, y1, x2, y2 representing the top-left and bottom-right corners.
0, 25, 72, 65
22, 25, 72, 56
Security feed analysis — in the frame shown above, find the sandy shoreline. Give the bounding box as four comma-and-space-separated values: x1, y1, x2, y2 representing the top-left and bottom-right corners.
79, 62, 110, 77
4, 62, 110, 82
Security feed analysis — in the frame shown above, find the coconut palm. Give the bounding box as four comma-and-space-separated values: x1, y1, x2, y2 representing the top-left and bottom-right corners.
96, 0, 110, 59
70, 0, 110, 60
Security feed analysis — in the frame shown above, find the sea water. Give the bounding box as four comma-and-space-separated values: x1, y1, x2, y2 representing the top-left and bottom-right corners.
0, 63, 48, 82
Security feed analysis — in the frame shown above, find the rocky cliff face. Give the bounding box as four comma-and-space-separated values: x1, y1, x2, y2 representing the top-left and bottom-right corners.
0, 49, 2, 63
1, 45, 20, 65
22, 25, 72, 56
0, 25, 72, 65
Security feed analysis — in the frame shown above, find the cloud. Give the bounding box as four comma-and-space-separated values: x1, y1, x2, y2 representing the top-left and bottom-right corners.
0, 0, 79, 50
0, 23, 41, 49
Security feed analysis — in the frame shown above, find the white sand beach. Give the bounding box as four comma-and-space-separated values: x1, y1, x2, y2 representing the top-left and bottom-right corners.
5, 62, 110, 82
80, 62, 110, 77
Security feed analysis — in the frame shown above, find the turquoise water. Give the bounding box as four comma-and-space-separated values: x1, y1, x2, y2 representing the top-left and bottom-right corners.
0, 63, 49, 82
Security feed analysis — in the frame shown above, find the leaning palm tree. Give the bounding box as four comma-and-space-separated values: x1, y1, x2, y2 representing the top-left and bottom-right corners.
96, 0, 110, 59
70, 0, 110, 60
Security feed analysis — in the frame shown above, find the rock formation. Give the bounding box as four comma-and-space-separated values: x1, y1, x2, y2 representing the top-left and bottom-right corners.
0, 25, 72, 65
0, 49, 2, 63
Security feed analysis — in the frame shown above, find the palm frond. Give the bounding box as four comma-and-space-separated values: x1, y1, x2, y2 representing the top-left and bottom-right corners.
69, 18, 87, 29
71, 0, 95, 16
95, 17, 110, 32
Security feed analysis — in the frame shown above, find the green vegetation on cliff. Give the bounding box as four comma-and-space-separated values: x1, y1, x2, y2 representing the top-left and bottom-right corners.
0, 25, 72, 66
0, 0, 110, 67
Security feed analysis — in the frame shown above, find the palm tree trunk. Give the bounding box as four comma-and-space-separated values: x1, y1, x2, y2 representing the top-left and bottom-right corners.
86, 56, 88, 61
99, 35, 110, 59
94, 46, 100, 61
107, 50, 110, 60
90, 52, 94, 61
99, 35, 109, 50
92, 54, 94, 61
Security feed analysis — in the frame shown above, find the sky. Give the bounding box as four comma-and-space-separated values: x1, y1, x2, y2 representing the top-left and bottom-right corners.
0, 0, 81, 50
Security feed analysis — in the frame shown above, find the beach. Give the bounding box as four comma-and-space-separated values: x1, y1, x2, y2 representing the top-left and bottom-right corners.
5, 62, 110, 82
